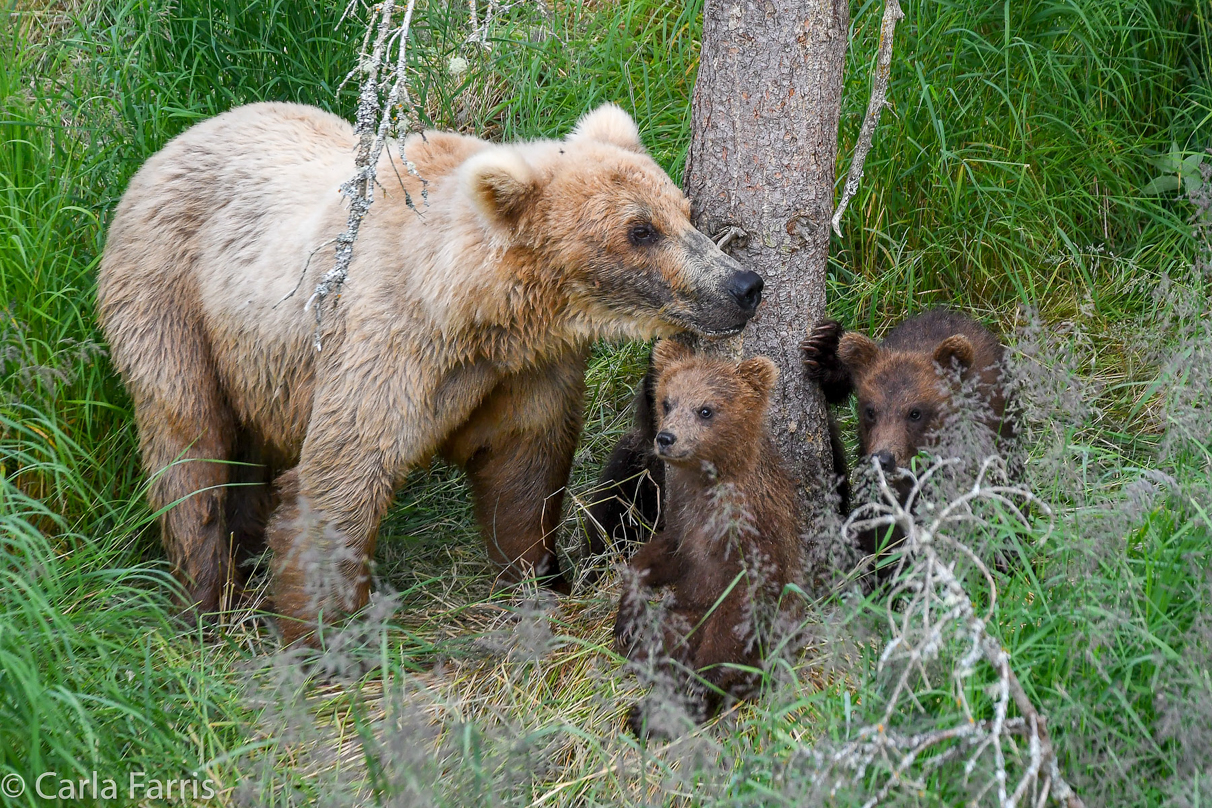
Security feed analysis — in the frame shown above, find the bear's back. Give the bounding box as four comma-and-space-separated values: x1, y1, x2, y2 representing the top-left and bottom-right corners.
98, 103, 496, 452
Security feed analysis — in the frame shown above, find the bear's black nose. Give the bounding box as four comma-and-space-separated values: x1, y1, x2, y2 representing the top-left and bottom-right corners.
655, 431, 676, 449
872, 450, 897, 473
726, 270, 764, 312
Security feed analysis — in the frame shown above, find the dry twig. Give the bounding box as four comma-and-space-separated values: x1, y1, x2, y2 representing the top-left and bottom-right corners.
805, 456, 1084, 807
831, 0, 903, 237
465, 0, 535, 47
305, 0, 426, 351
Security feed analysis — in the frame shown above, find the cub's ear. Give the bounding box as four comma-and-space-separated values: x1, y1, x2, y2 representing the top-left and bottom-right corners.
652, 339, 693, 374
567, 103, 644, 153
737, 356, 779, 398
933, 334, 975, 374
837, 332, 879, 377
463, 148, 537, 227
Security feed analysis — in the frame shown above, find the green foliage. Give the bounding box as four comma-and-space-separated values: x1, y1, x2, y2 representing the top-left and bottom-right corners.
0, 0, 1208, 804
831, 0, 1202, 328
1143, 144, 1206, 195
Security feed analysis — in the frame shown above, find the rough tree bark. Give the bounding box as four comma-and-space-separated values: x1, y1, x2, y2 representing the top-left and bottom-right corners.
684, 0, 850, 522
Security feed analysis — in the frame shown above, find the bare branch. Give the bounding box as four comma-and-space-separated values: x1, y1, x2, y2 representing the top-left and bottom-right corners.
831, 0, 903, 238
806, 455, 1083, 807
276, 238, 338, 307
304, 0, 423, 351
464, 0, 541, 47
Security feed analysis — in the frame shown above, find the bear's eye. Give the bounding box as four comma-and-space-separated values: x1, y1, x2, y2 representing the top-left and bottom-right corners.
697, 406, 713, 420
864, 405, 876, 420
908, 408, 922, 421
628, 223, 660, 247
662, 398, 672, 415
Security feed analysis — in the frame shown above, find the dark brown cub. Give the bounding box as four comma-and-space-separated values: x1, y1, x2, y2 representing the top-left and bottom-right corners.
801, 309, 1013, 576
582, 353, 666, 571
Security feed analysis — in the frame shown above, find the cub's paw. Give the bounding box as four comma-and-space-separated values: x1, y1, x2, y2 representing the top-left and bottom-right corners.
626, 703, 651, 738
800, 319, 853, 404
613, 606, 638, 654
800, 318, 844, 375
626, 696, 696, 740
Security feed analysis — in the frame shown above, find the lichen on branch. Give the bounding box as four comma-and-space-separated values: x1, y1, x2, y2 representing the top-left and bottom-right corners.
303, 0, 426, 351
804, 456, 1084, 808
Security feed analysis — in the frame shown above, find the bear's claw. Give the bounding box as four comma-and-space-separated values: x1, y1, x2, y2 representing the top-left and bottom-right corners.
801, 319, 854, 404
800, 318, 844, 371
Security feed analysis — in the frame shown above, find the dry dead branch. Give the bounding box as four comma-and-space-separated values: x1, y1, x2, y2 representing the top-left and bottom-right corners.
304, 0, 425, 351
831, 0, 903, 237
808, 456, 1084, 808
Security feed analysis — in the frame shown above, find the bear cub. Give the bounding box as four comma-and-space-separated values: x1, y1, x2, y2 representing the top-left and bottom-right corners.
801, 308, 1012, 575
613, 341, 801, 736
584, 346, 847, 574
582, 353, 666, 568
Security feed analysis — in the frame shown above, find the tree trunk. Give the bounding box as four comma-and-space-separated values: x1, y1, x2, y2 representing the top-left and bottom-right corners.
684, 0, 849, 527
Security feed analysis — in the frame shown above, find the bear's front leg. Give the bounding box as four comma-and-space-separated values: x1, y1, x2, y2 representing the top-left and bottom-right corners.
268, 361, 499, 645
266, 462, 396, 646
613, 530, 686, 654
801, 318, 854, 405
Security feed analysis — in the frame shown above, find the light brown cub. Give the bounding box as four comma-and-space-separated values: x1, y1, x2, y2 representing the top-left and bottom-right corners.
614, 341, 800, 735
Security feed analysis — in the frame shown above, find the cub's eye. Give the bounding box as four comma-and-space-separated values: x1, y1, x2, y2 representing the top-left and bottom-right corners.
697, 406, 713, 420
661, 399, 672, 415
628, 223, 660, 246
908, 408, 922, 421
864, 406, 876, 420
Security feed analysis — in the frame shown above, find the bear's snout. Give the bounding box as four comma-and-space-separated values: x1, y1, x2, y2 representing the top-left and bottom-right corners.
654, 428, 696, 463
668, 231, 765, 337
872, 450, 897, 473
654, 429, 689, 461
725, 270, 763, 312
864, 438, 913, 473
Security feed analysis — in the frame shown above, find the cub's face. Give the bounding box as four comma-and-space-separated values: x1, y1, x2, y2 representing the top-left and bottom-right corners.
853, 355, 949, 470
650, 341, 776, 472
463, 105, 763, 340
838, 332, 976, 472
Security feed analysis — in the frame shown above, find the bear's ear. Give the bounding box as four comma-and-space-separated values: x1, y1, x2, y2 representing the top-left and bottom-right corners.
652, 339, 693, 373
464, 148, 538, 227
567, 103, 645, 153
933, 334, 975, 374
737, 356, 779, 398
837, 332, 879, 377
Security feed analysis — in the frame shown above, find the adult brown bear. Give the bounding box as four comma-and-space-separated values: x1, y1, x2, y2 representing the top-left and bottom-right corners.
97, 101, 763, 642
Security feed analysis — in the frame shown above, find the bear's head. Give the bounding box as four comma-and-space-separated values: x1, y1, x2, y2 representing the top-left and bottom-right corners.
836, 330, 976, 472
649, 340, 778, 476
461, 104, 763, 340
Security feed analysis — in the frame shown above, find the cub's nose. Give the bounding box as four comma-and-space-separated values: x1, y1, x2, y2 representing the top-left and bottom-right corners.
872, 450, 897, 473
725, 270, 764, 312
655, 431, 676, 449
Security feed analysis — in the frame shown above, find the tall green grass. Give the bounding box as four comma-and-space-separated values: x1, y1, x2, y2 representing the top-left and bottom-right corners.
1, 0, 1209, 804
832, 0, 1202, 325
